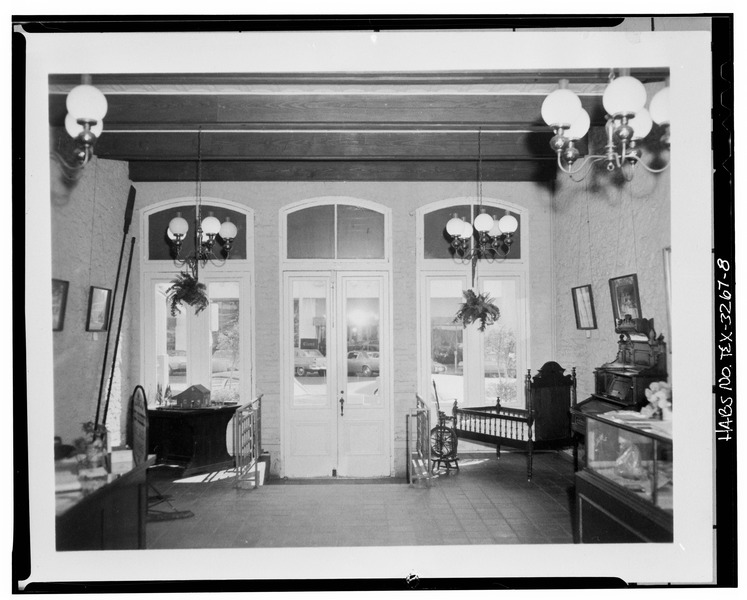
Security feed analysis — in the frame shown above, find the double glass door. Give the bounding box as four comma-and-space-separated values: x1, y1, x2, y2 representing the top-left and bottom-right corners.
284, 272, 389, 478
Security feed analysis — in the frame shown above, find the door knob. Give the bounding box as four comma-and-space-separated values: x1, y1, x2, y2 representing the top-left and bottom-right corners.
339, 396, 345, 416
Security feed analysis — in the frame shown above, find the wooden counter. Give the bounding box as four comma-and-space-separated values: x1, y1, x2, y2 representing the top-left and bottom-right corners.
56, 457, 153, 551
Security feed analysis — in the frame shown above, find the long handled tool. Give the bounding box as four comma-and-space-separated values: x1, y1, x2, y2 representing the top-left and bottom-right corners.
93, 186, 136, 433
102, 236, 136, 428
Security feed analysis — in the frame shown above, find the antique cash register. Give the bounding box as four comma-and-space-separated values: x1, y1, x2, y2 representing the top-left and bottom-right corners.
571, 316, 667, 470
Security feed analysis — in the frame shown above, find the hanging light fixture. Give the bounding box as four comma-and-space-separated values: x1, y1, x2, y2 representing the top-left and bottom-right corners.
542, 72, 670, 180
52, 75, 108, 179
167, 128, 238, 273
445, 129, 519, 261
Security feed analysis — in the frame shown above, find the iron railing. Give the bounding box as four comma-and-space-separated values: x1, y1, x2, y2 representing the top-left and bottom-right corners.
233, 394, 263, 489
406, 394, 431, 486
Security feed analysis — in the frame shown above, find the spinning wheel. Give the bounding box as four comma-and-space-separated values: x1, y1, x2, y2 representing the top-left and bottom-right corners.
430, 382, 459, 473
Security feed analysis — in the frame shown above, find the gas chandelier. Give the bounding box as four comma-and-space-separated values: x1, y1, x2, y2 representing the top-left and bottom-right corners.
542, 71, 670, 180
445, 129, 519, 261
167, 129, 238, 273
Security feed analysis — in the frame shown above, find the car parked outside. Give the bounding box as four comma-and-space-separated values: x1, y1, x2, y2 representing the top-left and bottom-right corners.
168, 350, 238, 376
347, 350, 379, 376
294, 348, 327, 376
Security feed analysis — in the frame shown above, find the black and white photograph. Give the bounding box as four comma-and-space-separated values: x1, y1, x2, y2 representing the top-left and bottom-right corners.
15, 11, 735, 594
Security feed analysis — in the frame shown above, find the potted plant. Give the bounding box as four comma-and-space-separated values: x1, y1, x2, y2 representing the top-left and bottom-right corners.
73, 421, 109, 494
453, 289, 501, 332
166, 271, 209, 316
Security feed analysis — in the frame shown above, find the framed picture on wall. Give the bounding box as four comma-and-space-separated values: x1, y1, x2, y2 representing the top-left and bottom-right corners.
86, 286, 112, 332
571, 284, 597, 330
52, 279, 69, 331
609, 274, 642, 323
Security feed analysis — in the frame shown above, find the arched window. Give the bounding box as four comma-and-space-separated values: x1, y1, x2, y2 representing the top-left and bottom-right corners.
418, 198, 528, 411
282, 198, 389, 264
141, 198, 254, 407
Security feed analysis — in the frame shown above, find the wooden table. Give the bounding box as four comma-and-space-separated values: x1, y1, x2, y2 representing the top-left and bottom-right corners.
148, 406, 239, 476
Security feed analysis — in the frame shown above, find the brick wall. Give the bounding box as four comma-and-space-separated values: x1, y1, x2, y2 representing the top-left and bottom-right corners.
50, 157, 132, 447
551, 168, 671, 400
131, 180, 554, 476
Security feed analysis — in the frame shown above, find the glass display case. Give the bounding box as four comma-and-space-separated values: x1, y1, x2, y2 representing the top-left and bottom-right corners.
575, 410, 673, 543
586, 411, 673, 512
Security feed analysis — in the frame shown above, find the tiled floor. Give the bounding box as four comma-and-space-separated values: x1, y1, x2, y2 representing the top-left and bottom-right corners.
146, 451, 577, 549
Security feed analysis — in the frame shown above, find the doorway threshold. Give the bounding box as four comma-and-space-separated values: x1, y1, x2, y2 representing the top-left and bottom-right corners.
267, 476, 406, 485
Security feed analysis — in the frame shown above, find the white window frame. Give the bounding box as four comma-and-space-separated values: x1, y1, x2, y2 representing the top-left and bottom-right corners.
140, 197, 255, 404
416, 197, 531, 409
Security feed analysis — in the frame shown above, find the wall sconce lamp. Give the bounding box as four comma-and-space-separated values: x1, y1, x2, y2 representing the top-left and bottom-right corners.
542, 72, 670, 181
53, 78, 108, 180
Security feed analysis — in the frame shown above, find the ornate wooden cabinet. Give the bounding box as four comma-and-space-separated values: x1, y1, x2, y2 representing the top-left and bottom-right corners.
571, 317, 667, 469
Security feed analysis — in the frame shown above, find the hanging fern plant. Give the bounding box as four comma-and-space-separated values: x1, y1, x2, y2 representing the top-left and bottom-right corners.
167, 271, 209, 316
453, 289, 501, 332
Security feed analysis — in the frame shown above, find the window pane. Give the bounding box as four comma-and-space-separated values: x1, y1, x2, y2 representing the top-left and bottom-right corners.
482, 279, 519, 407
424, 205, 472, 259
424, 205, 522, 259
292, 279, 328, 406
148, 205, 247, 260
345, 279, 381, 407
155, 283, 189, 399
287, 205, 335, 259
209, 282, 241, 405
337, 205, 385, 259
429, 279, 465, 407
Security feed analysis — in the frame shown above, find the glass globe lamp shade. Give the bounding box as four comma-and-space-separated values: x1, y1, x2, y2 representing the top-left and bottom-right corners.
65, 113, 103, 139
219, 218, 238, 240
649, 86, 670, 125
628, 107, 653, 140
168, 214, 189, 237
201, 214, 222, 236
66, 84, 108, 121
541, 88, 582, 127
460, 221, 474, 240
488, 217, 503, 237
473, 210, 494, 233
446, 215, 465, 237
565, 108, 591, 140
602, 76, 647, 116
498, 214, 518, 234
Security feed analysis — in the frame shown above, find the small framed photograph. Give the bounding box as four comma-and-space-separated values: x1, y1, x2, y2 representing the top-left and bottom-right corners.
52, 279, 69, 331
86, 286, 112, 332
609, 274, 642, 323
571, 284, 597, 330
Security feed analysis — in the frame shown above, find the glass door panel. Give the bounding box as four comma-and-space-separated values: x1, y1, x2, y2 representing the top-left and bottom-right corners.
291, 279, 329, 407
429, 278, 465, 407
344, 278, 381, 408
481, 278, 522, 408
155, 282, 189, 398
208, 282, 242, 405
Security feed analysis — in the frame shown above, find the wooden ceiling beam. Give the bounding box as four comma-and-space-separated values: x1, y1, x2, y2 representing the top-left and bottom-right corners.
49, 93, 608, 129
128, 159, 558, 182
89, 129, 555, 161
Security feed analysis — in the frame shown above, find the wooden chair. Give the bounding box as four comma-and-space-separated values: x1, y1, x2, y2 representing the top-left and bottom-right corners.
452, 361, 576, 481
